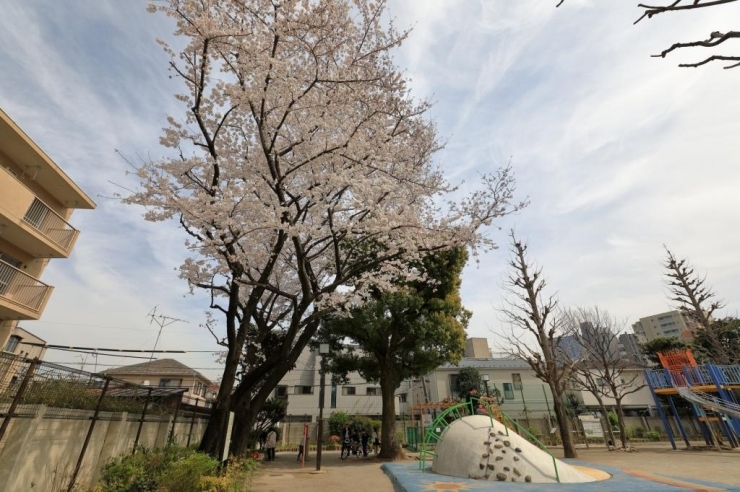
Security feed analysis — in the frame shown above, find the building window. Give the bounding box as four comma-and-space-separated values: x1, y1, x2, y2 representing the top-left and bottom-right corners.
275, 385, 288, 399
366, 387, 380, 396
449, 374, 459, 396
4, 335, 21, 353
511, 373, 522, 390
284, 415, 312, 423
159, 379, 183, 388
398, 393, 407, 403
342, 386, 356, 396
503, 383, 514, 400
193, 382, 205, 397
596, 377, 606, 387
330, 383, 337, 408
294, 385, 313, 395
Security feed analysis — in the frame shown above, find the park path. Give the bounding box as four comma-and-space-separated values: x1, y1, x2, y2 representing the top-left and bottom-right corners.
251, 445, 740, 491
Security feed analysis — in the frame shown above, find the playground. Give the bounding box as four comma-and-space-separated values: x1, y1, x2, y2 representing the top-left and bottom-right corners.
256, 349, 740, 491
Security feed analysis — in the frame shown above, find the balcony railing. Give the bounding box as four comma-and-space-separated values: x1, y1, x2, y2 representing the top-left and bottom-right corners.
22, 198, 78, 251
0, 259, 52, 312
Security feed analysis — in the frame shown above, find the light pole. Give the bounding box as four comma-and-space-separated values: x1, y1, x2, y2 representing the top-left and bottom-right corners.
481, 374, 490, 398
316, 343, 329, 471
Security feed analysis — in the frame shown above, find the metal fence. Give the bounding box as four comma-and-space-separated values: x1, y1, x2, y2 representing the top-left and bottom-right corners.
0, 352, 211, 491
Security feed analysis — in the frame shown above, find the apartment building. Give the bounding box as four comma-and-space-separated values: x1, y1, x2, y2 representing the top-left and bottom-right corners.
631, 310, 696, 342
0, 109, 95, 348
272, 346, 384, 422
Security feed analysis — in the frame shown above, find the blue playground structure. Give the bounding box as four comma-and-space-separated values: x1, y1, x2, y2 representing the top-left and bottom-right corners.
644, 349, 740, 449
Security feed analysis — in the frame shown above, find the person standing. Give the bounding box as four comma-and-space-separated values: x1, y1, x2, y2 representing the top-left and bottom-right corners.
372, 429, 380, 455
265, 428, 277, 461
361, 430, 369, 457
297, 434, 309, 461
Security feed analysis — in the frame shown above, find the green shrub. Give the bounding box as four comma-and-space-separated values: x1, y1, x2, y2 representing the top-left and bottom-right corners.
159, 452, 219, 492
644, 430, 661, 441
98, 446, 255, 492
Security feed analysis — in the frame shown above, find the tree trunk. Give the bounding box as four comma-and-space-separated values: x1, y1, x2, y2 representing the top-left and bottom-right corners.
594, 395, 616, 448
614, 397, 628, 448
199, 346, 241, 456
550, 385, 577, 458
378, 360, 404, 460
230, 398, 259, 457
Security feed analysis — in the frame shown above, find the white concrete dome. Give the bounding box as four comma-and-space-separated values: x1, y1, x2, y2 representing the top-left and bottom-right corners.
431, 415, 595, 484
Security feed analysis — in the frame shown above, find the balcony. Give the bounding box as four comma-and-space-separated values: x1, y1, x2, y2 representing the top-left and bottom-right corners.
0, 166, 80, 258
23, 198, 79, 252
0, 259, 53, 320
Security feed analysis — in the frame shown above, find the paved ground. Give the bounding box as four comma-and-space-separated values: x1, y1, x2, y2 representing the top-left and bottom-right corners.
251, 445, 740, 492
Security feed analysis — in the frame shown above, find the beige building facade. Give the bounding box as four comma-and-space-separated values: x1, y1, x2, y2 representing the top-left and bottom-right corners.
2, 325, 47, 360
0, 108, 95, 348
104, 358, 213, 407
631, 310, 696, 342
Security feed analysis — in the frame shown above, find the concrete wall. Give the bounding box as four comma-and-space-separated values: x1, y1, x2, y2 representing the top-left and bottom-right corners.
0, 405, 208, 492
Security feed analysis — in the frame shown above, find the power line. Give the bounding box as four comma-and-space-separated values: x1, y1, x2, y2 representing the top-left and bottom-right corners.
28, 320, 205, 335
23, 342, 218, 354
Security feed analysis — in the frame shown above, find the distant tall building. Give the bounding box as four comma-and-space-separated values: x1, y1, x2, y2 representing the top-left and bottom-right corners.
631, 310, 695, 343
464, 337, 491, 358
618, 333, 645, 365
0, 109, 95, 348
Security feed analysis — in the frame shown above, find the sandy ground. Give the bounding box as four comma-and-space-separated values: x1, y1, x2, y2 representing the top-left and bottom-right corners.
251, 444, 740, 492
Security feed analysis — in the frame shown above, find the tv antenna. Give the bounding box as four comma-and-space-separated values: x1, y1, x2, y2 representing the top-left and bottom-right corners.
140, 306, 188, 381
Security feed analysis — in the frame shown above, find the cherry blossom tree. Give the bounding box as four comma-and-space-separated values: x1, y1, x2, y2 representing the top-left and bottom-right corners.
126, 0, 526, 457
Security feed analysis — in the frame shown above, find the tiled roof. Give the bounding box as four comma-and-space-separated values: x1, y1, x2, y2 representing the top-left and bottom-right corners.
104, 358, 211, 383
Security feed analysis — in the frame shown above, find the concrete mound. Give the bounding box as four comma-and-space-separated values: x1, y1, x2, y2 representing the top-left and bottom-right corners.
431, 415, 595, 483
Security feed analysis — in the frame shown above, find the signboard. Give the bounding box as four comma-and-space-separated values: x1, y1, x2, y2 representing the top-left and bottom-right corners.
578, 416, 604, 438
422, 414, 433, 427
222, 411, 235, 462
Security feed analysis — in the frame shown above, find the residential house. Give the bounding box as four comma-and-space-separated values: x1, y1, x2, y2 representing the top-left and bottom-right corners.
0, 108, 95, 348
104, 358, 213, 407
2, 325, 47, 360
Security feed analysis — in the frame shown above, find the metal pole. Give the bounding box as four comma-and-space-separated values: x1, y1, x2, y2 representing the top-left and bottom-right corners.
0, 358, 38, 443
68, 377, 110, 492
186, 399, 199, 447
315, 359, 326, 471
169, 392, 183, 445
133, 387, 153, 453
483, 380, 490, 398
519, 385, 530, 428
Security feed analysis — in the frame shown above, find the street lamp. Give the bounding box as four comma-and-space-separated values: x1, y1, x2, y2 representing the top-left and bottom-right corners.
316, 344, 330, 471
481, 374, 490, 398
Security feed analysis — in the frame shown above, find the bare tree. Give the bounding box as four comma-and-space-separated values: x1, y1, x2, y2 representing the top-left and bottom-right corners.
499, 232, 577, 458
562, 307, 646, 449
664, 246, 729, 364
557, 1, 740, 69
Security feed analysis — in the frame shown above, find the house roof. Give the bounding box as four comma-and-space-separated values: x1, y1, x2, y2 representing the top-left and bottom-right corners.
104, 358, 211, 383
439, 357, 532, 370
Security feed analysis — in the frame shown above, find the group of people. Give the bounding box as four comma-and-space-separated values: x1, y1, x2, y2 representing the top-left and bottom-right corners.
341, 423, 380, 458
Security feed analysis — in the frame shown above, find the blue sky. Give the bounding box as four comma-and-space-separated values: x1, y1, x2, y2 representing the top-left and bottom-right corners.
1, 1, 739, 378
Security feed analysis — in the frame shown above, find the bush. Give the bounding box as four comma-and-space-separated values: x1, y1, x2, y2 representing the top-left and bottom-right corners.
159, 452, 219, 492
644, 430, 661, 442
328, 411, 352, 435
98, 446, 257, 492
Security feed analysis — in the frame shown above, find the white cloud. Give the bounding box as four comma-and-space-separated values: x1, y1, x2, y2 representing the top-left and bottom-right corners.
0, 0, 738, 366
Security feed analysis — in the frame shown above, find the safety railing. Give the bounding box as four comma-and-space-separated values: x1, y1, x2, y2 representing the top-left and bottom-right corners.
0, 259, 51, 312
717, 365, 740, 385
23, 198, 78, 252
